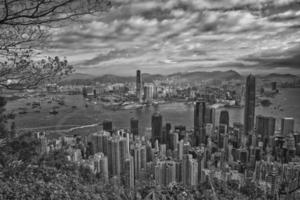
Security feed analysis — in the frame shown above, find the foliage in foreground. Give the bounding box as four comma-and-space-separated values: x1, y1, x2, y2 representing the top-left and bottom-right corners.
0, 134, 265, 200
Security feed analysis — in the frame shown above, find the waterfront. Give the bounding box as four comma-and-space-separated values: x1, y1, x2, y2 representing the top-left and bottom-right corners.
6, 88, 300, 133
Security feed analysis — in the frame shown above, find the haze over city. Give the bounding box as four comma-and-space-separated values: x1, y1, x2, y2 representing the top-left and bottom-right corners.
41, 0, 300, 76
1, 0, 300, 200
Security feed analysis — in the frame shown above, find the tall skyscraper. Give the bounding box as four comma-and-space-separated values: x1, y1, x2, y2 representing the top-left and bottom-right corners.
181, 154, 198, 186
94, 153, 108, 182
133, 144, 146, 179
219, 110, 229, 127
205, 107, 213, 124
256, 115, 276, 136
211, 107, 216, 129
136, 70, 142, 102
144, 84, 154, 102
119, 138, 129, 173
130, 118, 139, 136
151, 112, 163, 144
154, 161, 176, 187
91, 131, 110, 155
218, 124, 227, 149
194, 101, 206, 146
271, 82, 277, 91
244, 74, 256, 135
281, 117, 294, 136
111, 138, 121, 177
103, 120, 113, 133
124, 156, 135, 189
255, 115, 275, 149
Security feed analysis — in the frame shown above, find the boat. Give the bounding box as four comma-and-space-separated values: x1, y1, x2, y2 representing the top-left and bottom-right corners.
123, 103, 144, 110
260, 99, 272, 107
49, 108, 58, 115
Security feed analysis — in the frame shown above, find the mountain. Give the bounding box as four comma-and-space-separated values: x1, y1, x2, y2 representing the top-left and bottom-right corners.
262, 73, 298, 79
168, 70, 242, 81
63, 73, 96, 80
59, 70, 244, 85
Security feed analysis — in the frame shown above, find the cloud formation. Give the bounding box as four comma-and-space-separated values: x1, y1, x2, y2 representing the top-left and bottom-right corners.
44, 0, 300, 75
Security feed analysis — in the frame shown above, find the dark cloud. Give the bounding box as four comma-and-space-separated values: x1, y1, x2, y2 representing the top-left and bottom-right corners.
80, 48, 145, 66
42, 0, 300, 75
240, 44, 300, 69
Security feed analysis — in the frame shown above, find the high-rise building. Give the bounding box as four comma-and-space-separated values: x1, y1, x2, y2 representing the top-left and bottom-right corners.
205, 107, 213, 124
177, 140, 184, 160
107, 138, 113, 176
130, 118, 139, 136
119, 138, 129, 173
102, 133, 109, 155
144, 84, 154, 102
169, 132, 179, 151
281, 117, 294, 136
194, 101, 206, 146
219, 110, 229, 127
133, 144, 146, 179
111, 137, 121, 177
103, 120, 113, 133
151, 112, 163, 144
255, 115, 276, 148
94, 153, 108, 182
256, 115, 276, 136
91, 133, 101, 154
100, 155, 109, 182
136, 70, 142, 102
211, 107, 216, 129
218, 124, 227, 149
181, 154, 198, 186
271, 82, 277, 91
124, 156, 134, 189
154, 161, 176, 187
244, 74, 256, 135
91, 131, 110, 155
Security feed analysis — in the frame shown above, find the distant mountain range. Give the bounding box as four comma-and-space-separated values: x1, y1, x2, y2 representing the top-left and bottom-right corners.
260, 73, 298, 79
59, 70, 299, 85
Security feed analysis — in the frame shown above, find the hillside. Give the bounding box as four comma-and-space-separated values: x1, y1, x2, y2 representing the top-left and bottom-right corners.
59, 70, 299, 85
59, 70, 243, 85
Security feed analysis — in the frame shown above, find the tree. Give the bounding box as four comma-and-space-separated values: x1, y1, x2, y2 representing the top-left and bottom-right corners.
0, 0, 111, 90
0, 96, 7, 139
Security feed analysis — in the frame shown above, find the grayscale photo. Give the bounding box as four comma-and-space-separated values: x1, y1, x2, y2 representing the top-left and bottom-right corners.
1, 0, 300, 199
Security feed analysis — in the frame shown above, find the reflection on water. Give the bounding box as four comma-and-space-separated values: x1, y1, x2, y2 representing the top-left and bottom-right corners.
107, 88, 300, 132
6, 88, 300, 133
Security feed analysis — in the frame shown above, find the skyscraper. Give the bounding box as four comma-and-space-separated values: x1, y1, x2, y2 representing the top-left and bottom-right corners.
281, 117, 294, 136
271, 82, 277, 91
103, 120, 113, 133
133, 144, 146, 179
154, 161, 176, 187
144, 84, 154, 102
151, 112, 163, 144
136, 70, 142, 102
124, 156, 135, 189
255, 115, 276, 149
244, 74, 256, 135
194, 101, 206, 146
119, 138, 129, 173
181, 154, 198, 186
130, 117, 139, 136
111, 137, 121, 177
205, 107, 213, 124
219, 110, 229, 127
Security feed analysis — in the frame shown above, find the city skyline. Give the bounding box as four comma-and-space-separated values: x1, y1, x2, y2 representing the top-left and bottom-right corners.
40, 0, 300, 76
1, 0, 300, 199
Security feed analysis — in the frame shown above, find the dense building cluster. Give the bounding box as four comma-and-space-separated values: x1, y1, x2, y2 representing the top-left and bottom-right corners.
36, 74, 300, 199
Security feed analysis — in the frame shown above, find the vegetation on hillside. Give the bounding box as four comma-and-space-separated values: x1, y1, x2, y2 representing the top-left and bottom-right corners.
0, 132, 265, 200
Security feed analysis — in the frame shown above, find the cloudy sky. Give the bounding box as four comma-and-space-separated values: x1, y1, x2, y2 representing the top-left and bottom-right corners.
43, 0, 300, 76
